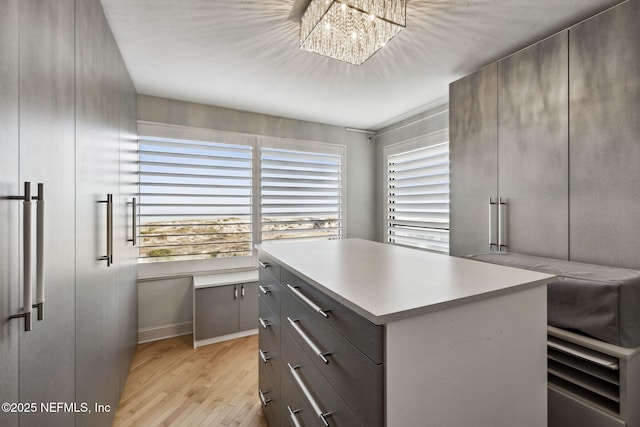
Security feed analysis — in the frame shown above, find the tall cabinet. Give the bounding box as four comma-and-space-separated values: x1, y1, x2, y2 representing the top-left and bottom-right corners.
0, 1, 138, 426
450, 0, 640, 271
451, 32, 569, 259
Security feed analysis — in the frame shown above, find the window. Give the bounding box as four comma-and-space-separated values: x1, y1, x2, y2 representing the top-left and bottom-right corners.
386, 136, 449, 253
136, 124, 345, 269
138, 135, 253, 263
261, 147, 342, 242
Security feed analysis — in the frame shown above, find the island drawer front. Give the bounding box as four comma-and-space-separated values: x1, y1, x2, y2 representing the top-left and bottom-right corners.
259, 357, 281, 427
281, 328, 364, 427
282, 269, 384, 364
281, 365, 322, 427
259, 298, 281, 385
259, 254, 281, 284
282, 289, 384, 427
259, 267, 282, 316
549, 387, 626, 427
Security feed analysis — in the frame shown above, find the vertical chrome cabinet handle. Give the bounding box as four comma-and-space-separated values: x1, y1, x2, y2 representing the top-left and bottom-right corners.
241, 285, 245, 297
98, 193, 113, 266
34, 183, 45, 321
287, 317, 329, 364
498, 198, 508, 252
288, 363, 331, 427
286, 284, 329, 318
288, 406, 303, 427
234, 286, 238, 300
258, 389, 271, 407
258, 261, 270, 269
127, 197, 136, 246
489, 197, 498, 251
8, 182, 33, 331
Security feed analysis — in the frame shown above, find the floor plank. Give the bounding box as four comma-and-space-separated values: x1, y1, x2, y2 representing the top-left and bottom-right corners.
113, 334, 269, 427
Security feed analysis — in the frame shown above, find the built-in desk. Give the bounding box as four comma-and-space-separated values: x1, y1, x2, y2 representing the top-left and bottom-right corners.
256, 239, 555, 427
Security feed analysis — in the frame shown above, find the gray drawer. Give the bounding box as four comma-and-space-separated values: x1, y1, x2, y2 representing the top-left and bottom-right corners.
549, 387, 625, 427
258, 298, 280, 385
281, 328, 364, 427
259, 253, 281, 283
259, 268, 282, 316
282, 268, 384, 364
282, 290, 384, 427
258, 354, 280, 427
281, 367, 321, 427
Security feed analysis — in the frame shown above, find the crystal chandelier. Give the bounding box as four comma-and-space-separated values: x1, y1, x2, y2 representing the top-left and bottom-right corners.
300, 0, 406, 66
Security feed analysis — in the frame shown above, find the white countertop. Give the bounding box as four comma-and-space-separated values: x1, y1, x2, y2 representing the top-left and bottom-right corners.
192, 270, 258, 289
256, 239, 555, 324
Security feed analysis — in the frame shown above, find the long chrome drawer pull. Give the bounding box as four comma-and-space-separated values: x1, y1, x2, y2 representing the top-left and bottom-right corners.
258, 349, 271, 363
258, 389, 271, 407
258, 285, 271, 295
287, 406, 303, 427
287, 317, 329, 364
258, 261, 270, 269
286, 284, 329, 318
288, 363, 331, 427
259, 317, 271, 329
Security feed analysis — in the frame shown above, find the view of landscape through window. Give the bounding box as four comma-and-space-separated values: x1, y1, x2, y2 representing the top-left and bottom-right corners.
138, 135, 342, 263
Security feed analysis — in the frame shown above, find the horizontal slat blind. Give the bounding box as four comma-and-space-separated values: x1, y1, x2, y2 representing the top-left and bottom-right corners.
138, 135, 253, 262
387, 141, 449, 253
261, 147, 342, 242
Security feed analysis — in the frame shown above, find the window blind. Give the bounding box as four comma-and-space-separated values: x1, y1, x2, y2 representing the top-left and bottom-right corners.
387, 141, 449, 253
261, 147, 342, 242
138, 135, 253, 262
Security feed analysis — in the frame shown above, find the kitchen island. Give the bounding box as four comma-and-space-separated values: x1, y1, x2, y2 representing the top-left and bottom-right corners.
256, 239, 555, 427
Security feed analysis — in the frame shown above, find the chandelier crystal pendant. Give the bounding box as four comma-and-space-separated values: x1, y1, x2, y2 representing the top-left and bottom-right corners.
300, 0, 406, 66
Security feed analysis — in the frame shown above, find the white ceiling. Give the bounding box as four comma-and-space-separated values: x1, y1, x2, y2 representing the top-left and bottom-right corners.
100, 0, 620, 130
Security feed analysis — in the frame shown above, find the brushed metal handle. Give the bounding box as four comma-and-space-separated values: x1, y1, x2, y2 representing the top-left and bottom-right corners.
498, 198, 508, 252
234, 286, 238, 299
98, 193, 113, 266
127, 197, 136, 246
288, 406, 303, 427
259, 285, 270, 294
287, 317, 329, 364
259, 317, 271, 329
258, 261, 270, 269
286, 284, 329, 318
258, 348, 271, 363
241, 285, 245, 297
258, 389, 271, 407
34, 183, 44, 321
288, 363, 331, 427
489, 197, 498, 251
8, 182, 33, 331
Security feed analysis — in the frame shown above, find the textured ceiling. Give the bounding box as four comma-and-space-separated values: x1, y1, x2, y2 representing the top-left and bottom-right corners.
100, 0, 621, 130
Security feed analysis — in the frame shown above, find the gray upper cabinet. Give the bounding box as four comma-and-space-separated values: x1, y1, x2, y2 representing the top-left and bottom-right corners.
569, 0, 640, 269
449, 63, 498, 257
497, 32, 569, 259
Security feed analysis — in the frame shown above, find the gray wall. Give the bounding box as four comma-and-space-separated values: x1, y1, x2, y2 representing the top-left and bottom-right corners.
137, 95, 376, 341
373, 100, 450, 243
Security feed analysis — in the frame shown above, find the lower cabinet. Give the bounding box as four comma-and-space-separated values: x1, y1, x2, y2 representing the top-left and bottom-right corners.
193, 278, 258, 347
258, 259, 384, 427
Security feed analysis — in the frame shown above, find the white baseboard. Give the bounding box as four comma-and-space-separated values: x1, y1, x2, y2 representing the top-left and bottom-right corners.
138, 321, 193, 344
193, 329, 258, 349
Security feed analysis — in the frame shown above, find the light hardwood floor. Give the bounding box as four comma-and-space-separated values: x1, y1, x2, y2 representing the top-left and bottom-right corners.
113, 334, 269, 427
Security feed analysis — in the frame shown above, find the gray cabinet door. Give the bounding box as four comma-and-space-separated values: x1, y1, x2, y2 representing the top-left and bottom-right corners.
449, 63, 498, 257
0, 1, 19, 426
18, 1, 77, 426
497, 32, 569, 259
75, 0, 122, 425
569, 0, 640, 269
239, 282, 259, 331
195, 285, 239, 340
